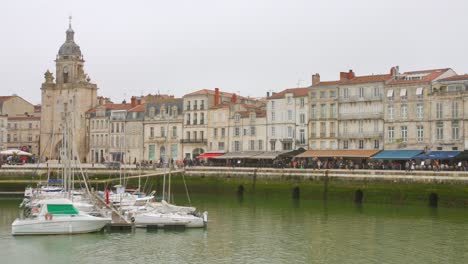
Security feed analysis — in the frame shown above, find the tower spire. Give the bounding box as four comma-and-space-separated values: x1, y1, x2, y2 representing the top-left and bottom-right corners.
68, 16, 72, 29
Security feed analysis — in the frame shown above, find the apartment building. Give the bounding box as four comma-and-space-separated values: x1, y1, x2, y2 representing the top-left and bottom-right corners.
229, 103, 267, 152
207, 102, 231, 152
6, 116, 41, 156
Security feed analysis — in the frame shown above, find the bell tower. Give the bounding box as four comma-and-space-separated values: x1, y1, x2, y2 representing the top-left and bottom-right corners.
40, 17, 98, 162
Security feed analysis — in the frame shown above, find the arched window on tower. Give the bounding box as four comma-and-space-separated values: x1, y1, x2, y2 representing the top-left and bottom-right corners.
63, 66, 69, 83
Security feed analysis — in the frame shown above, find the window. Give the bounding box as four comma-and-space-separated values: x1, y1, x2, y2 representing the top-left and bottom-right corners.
373, 87, 380, 97
235, 114, 240, 122
214, 128, 218, 137
374, 140, 379, 149
194, 131, 198, 140
436, 122, 443, 140
310, 92, 316, 99
194, 100, 198, 110
330, 104, 336, 118
234, 127, 240, 136
401, 126, 407, 142
320, 104, 326, 118
271, 101, 275, 109
218, 142, 225, 151
343, 88, 349, 99
221, 128, 226, 138
400, 88, 407, 100
271, 141, 276, 151
193, 113, 198, 125
452, 121, 459, 140
388, 105, 394, 120
388, 127, 394, 143
373, 120, 379, 132
234, 141, 241, 151
436, 103, 443, 119
186, 101, 191, 111
358, 140, 364, 149
271, 112, 276, 121
249, 140, 255, 150
150, 127, 154, 138
320, 122, 326, 137
329, 91, 336, 98
243, 129, 247, 136
401, 104, 408, 119
258, 140, 263, 150
331, 141, 337, 149
172, 126, 177, 138
200, 113, 205, 125
343, 121, 348, 133
343, 140, 349, 149
200, 100, 205, 110
358, 120, 363, 133
160, 126, 165, 137
287, 96, 292, 104
186, 131, 190, 140
311, 105, 316, 118
250, 126, 256, 136
186, 114, 191, 125
417, 125, 424, 142
299, 129, 305, 144
416, 103, 424, 119
320, 141, 326, 149
271, 127, 276, 137
320, 91, 326, 98
359, 87, 364, 98
300, 98, 305, 108
387, 89, 394, 100
452, 101, 459, 118
287, 127, 293, 138
330, 122, 336, 136
288, 110, 293, 121
300, 113, 305, 124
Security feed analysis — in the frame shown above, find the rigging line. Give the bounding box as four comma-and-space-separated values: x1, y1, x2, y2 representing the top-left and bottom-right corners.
182, 171, 191, 206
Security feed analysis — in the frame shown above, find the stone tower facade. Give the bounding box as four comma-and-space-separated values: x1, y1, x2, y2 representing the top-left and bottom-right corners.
40, 20, 98, 161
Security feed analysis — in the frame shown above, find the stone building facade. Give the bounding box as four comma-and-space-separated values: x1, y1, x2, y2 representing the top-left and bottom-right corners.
40, 21, 98, 161
308, 75, 340, 150
143, 97, 184, 163
266, 88, 309, 151
229, 103, 267, 152
0, 96, 35, 117
383, 68, 456, 151
0, 115, 7, 151
207, 102, 231, 153
6, 116, 41, 156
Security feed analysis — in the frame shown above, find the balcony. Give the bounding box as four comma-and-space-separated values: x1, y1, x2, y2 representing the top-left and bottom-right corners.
338, 131, 383, 139
180, 139, 207, 144
339, 112, 383, 120
340, 95, 383, 102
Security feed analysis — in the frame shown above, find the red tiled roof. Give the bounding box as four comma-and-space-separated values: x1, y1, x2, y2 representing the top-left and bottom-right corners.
388, 70, 449, 85
128, 104, 146, 112
313, 80, 342, 87
8, 116, 41, 121
439, 74, 468, 82
184, 89, 241, 99
403, 68, 451, 74
341, 74, 392, 85
209, 101, 232, 110
0, 96, 14, 102
268, 88, 309, 99
238, 109, 266, 118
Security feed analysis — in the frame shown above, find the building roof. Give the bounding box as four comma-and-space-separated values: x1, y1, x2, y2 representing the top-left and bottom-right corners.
128, 104, 146, 112
438, 74, 468, 82
86, 103, 134, 113
184, 89, 237, 98
388, 69, 450, 85
0, 96, 15, 102
237, 109, 266, 118
313, 80, 342, 87
268, 88, 309, 99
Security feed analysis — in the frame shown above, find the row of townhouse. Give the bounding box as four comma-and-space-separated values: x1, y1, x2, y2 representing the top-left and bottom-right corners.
308, 66, 468, 152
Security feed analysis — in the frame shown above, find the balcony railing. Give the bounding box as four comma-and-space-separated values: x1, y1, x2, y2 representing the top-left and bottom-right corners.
338, 131, 383, 139
340, 95, 382, 102
180, 139, 207, 144
339, 112, 383, 120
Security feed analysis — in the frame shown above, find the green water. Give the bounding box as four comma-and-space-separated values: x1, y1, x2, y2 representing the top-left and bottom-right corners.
1, 193, 468, 264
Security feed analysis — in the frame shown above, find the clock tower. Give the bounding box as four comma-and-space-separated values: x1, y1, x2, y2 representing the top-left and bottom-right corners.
40, 18, 98, 162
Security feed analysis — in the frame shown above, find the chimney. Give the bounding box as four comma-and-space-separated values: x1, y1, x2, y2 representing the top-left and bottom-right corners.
312, 73, 320, 86
340, 70, 355, 80
131, 96, 136, 107
390, 66, 399, 77
231, 93, 237, 103
137, 99, 142, 105
214, 88, 220, 106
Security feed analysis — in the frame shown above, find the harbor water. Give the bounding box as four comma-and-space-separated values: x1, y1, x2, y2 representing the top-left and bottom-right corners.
0, 192, 467, 264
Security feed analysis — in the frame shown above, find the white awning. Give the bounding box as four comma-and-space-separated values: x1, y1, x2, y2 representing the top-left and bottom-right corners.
416, 87, 423, 95
400, 88, 407, 97
387, 89, 394, 97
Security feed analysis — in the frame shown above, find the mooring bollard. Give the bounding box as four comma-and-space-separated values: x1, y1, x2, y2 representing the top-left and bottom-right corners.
237, 185, 245, 196
429, 192, 438, 207
292, 186, 300, 200
354, 189, 363, 203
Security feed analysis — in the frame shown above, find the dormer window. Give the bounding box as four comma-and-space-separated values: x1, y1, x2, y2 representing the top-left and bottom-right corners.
235, 114, 240, 122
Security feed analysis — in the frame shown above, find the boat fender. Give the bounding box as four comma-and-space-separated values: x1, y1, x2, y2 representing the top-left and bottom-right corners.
131, 217, 135, 223
32, 207, 39, 214
45, 213, 53, 220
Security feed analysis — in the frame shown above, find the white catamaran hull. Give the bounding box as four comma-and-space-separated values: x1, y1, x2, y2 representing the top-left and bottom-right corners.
12, 217, 110, 235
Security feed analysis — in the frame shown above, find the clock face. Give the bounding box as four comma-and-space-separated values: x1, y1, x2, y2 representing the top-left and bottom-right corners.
63, 66, 69, 73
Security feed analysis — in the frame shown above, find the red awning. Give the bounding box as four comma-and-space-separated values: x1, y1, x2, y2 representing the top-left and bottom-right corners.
196, 153, 224, 159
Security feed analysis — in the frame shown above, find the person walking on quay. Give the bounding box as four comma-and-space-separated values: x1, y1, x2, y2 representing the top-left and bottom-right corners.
404, 161, 410, 172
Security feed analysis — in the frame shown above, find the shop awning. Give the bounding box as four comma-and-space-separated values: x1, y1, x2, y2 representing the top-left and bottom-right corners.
250, 151, 290, 159
372, 150, 422, 160
296, 150, 380, 158
414, 151, 461, 160
215, 151, 264, 159
196, 152, 224, 159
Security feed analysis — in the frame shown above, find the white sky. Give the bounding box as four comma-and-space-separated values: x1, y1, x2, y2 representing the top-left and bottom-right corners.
1, 0, 467, 104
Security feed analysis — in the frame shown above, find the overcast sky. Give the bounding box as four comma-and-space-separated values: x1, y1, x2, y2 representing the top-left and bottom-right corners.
1, 0, 467, 104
